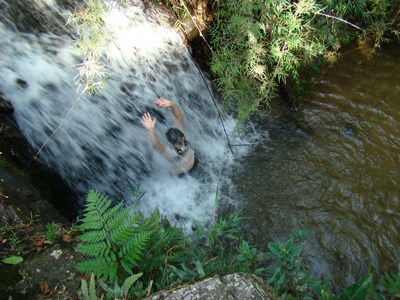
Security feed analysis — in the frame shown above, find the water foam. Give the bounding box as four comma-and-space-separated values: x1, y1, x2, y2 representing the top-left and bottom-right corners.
0, 1, 248, 228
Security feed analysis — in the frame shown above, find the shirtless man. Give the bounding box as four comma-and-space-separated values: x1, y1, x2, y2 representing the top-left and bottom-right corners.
141, 98, 195, 174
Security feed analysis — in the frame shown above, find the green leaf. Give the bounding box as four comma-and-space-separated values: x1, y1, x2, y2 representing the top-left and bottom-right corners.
267, 266, 282, 285
378, 278, 394, 293
289, 246, 302, 256
2, 256, 23, 265
181, 264, 197, 278
169, 265, 191, 281
121, 273, 143, 296
285, 253, 293, 261
226, 233, 239, 239
214, 185, 219, 209
196, 260, 205, 278
242, 240, 250, 252
89, 275, 96, 300
81, 279, 89, 300
265, 252, 279, 259
98, 279, 114, 295
372, 294, 385, 300
284, 239, 293, 251
254, 267, 264, 275
391, 274, 400, 286
268, 243, 281, 255
255, 253, 264, 261
113, 278, 121, 298
339, 268, 373, 300
274, 273, 286, 292
237, 254, 248, 261
384, 272, 396, 291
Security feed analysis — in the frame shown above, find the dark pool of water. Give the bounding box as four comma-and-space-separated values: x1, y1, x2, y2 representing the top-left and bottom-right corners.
233, 39, 400, 294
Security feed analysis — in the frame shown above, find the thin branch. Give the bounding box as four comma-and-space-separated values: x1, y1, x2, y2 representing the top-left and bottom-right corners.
230, 143, 258, 146
155, 1, 234, 154
191, 59, 234, 154
34, 88, 87, 159
315, 12, 363, 31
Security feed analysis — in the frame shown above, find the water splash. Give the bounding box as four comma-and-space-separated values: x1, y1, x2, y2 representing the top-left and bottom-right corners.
0, 1, 248, 228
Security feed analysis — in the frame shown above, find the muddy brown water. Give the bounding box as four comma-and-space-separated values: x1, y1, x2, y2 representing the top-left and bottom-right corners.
233, 39, 400, 294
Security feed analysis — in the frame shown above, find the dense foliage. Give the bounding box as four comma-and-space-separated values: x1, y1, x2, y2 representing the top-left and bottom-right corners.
207, 0, 400, 122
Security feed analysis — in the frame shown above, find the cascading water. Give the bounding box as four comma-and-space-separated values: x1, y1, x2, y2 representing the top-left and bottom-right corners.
0, 1, 248, 228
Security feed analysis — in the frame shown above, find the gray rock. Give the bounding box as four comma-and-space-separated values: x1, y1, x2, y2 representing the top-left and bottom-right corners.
9, 243, 86, 299
146, 273, 280, 300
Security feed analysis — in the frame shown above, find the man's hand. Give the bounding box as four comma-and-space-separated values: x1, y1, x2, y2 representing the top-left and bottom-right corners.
140, 112, 156, 131
156, 97, 184, 129
155, 98, 173, 108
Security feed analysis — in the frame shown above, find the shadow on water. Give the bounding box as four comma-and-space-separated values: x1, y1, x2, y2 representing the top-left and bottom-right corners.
233, 38, 400, 294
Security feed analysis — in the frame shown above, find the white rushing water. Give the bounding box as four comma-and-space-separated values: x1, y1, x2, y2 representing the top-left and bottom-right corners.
0, 1, 249, 228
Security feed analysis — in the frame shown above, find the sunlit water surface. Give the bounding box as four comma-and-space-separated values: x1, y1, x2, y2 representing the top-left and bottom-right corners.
234, 40, 400, 293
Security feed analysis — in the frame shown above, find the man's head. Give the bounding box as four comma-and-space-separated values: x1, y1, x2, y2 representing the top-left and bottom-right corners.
166, 127, 185, 148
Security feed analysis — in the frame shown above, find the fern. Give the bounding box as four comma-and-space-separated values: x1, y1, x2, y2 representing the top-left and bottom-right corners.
75, 253, 119, 281
74, 190, 156, 282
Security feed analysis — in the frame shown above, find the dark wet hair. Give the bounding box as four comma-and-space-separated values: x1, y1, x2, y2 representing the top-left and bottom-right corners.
166, 127, 184, 144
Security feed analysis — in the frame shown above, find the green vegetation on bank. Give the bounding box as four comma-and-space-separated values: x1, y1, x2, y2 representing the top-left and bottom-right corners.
207, 0, 399, 122
3, 187, 400, 299
71, 189, 400, 299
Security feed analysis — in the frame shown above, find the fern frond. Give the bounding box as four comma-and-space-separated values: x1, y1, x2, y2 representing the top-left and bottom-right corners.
85, 190, 103, 204
107, 251, 118, 282
135, 207, 160, 234
79, 217, 103, 230
120, 257, 134, 275
110, 220, 135, 245
79, 229, 108, 243
102, 202, 123, 226
74, 252, 118, 281
136, 209, 145, 223
110, 207, 132, 230
120, 231, 153, 263
96, 193, 112, 213
76, 241, 109, 257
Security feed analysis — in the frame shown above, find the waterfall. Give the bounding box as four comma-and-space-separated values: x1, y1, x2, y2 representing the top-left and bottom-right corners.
0, 0, 248, 228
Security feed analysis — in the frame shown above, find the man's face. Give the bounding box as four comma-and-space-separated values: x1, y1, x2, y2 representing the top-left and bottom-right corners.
171, 136, 185, 148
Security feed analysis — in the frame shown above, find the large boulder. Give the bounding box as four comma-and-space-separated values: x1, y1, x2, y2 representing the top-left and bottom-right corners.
146, 273, 280, 300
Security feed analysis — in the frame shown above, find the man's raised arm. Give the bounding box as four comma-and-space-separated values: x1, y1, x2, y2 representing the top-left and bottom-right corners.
140, 112, 165, 153
155, 98, 184, 130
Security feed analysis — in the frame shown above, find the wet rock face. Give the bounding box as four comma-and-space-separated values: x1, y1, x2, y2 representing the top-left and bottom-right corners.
0, 92, 14, 115
9, 243, 86, 300
146, 273, 280, 300
0, 166, 70, 227
0, 93, 79, 221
